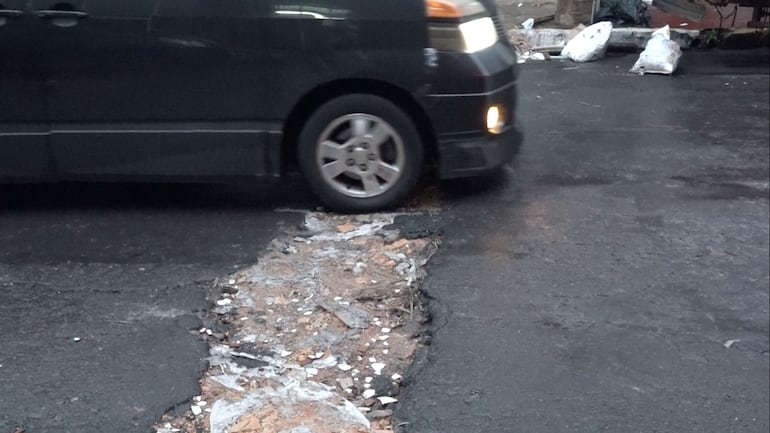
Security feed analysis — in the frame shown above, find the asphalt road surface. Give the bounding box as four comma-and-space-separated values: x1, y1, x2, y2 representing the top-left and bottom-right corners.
396, 50, 769, 432
0, 182, 310, 432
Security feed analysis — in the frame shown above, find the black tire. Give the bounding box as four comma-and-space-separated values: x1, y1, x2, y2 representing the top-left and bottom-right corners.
297, 94, 424, 213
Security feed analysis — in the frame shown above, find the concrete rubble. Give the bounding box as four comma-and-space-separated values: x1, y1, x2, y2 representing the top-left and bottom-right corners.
510, 25, 699, 61
155, 211, 440, 433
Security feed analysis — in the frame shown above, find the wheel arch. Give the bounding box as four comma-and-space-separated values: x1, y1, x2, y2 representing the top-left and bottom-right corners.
281, 79, 437, 173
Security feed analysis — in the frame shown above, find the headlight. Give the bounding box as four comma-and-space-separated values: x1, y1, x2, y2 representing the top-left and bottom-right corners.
426, 0, 498, 53
459, 17, 498, 53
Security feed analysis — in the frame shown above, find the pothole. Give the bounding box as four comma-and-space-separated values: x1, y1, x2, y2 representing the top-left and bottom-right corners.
155, 210, 441, 433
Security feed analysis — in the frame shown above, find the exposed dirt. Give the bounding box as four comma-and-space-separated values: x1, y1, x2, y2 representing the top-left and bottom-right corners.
155, 211, 441, 433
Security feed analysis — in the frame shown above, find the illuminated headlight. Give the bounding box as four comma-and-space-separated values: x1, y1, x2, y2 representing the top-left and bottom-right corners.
486, 105, 505, 134
459, 17, 498, 53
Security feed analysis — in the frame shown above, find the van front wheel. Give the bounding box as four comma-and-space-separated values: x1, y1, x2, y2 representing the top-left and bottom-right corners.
297, 94, 423, 212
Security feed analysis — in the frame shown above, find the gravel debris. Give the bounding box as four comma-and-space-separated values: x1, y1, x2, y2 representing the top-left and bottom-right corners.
154, 211, 440, 433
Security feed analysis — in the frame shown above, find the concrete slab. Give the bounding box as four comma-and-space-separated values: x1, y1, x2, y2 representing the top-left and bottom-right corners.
510, 26, 700, 52
608, 26, 701, 48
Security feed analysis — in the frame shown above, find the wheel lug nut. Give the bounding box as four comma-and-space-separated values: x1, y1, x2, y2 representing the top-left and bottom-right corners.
368, 154, 376, 161
346, 159, 355, 166
359, 164, 368, 171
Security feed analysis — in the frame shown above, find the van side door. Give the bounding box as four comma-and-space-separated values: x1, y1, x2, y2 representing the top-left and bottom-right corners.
0, 0, 51, 178
37, 0, 278, 178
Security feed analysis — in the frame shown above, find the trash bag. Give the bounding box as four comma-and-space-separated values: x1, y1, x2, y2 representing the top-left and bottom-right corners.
561, 21, 614, 62
596, 0, 650, 26
630, 25, 682, 75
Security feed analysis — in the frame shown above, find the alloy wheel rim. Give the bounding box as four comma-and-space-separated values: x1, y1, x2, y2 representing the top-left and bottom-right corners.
315, 113, 405, 198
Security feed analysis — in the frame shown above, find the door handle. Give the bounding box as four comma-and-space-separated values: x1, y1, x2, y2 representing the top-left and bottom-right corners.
0, 8, 23, 26
36, 9, 87, 27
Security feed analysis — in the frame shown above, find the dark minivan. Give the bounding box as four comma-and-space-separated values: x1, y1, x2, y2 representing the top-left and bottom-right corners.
0, 0, 521, 211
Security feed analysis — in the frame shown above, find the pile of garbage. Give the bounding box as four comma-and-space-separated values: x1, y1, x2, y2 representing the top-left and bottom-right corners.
595, 0, 651, 26
155, 211, 441, 433
507, 0, 687, 74
560, 21, 615, 62
512, 20, 684, 75
629, 25, 683, 74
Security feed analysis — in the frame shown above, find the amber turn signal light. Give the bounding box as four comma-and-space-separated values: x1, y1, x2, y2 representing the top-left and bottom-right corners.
426, 0, 462, 18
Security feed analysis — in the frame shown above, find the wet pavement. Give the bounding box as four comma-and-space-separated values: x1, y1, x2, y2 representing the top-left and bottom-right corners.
0, 48, 767, 433
0, 182, 310, 433
396, 50, 769, 433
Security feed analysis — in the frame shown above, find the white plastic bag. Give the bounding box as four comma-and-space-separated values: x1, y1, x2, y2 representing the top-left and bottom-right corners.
560, 21, 613, 63
630, 25, 682, 75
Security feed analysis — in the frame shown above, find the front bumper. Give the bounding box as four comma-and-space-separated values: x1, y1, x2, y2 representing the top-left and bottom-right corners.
422, 42, 523, 178
435, 117, 522, 179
